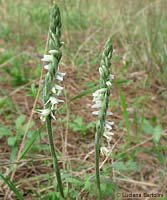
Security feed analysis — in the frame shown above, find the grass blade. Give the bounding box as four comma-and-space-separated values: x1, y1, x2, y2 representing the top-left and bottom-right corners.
18, 129, 40, 160
0, 173, 24, 200
119, 90, 131, 138
70, 85, 98, 102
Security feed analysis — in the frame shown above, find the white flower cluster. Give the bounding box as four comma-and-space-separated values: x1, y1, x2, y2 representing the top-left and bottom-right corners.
37, 50, 65, 122
92, 70, 114, 157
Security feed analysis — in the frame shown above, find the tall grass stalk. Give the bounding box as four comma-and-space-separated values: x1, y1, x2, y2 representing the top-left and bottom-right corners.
92, 38, 113, 199
39, 3, 65, 199
119, 90, 130, 139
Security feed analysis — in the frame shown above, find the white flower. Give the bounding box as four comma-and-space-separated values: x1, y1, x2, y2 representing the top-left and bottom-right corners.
92, 111, 113, 116
54, 84, 64, 91
100, 147, 111, 156
105, 121, 114, 130
106, 111, 113, 116
44, 64, 51, 70
37, 108, 51, 122
92, 96, 101, 102
45, 96, 64, 110
51, 85, 64, 95
99, 67, 103, 75
92, 88, 106, 103
93, 88, 106, 97
106, 81, 112, 87
60, 41, 65, 45
103, 131, 114, 142
41, 55, 53, 62
110, 74, 114, 80
92, 111, 100, 115
56, 71, 66, 81
91, 101, 102, 108
49, 49, 59, 54
37, 108, 56, 121
50, 112, 56, 120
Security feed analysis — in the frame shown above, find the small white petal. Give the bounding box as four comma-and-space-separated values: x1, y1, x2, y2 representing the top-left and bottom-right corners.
51, 85, 64, 94
56, 72, 66, 81
41, 55, 53, 62
44, 64, 51, 70
40, 115, 46, 122
105, 121, 114, 130
51, 112, 56, 120
37, 108, 51, 122
50, 97, 64, 104
55, 85, 64, 90
110, 74, 114, 80
49, 49, 59, 54
57, 72, 66, 77
104, 131, 114, 137
106, 81, 112, 87
93, 88, 106, 96
92, 111, 100, 115
99, 67, 103, 75
50, 97, 59, 104
92, 96, 101, 102
39, 108, 51, 116
91, 102, 101, 108
103, 131, 114, 142
106, 111, 113, 116
106, 121, 114, 125
51, 87, 56, 94
105, 123, 112, 130
100, 147, 110, 156
56, 75, 63, 81
45, 97, 64, 106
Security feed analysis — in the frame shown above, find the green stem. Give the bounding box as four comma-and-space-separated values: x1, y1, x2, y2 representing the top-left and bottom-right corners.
46, 115, 65, 199
95, 129, 102, 200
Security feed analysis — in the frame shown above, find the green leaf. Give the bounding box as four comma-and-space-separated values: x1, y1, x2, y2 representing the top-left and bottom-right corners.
15, 115, 26, 129
112, 161, 127, 171
153, 125, 163, 143
126, 160, 139, 171
84, 179, 92, 191
142, 119, 163, 143
142, 119, 154, 135
101, 179, 115, 196
0, 126, 11, 136
0, 173, 24, 200
7, 136, 17, 146
112, 161, 139, 171
65, 177, 82, 186
10, 146, 18, 163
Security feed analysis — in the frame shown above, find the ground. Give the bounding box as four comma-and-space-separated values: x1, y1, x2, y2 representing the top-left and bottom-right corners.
0, 0, 167, 199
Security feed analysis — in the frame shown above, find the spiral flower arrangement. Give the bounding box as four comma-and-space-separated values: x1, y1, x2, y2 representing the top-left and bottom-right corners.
38, 5, 65, 122
37, 4, 65, 199
92, 38, 114, 199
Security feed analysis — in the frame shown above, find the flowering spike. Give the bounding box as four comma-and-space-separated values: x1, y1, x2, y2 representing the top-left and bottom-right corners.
38, 3, 65, 198
92, 38, 114, 199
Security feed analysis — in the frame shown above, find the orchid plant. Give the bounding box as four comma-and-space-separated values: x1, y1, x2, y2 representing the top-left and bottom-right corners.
92, 38, 114, 199
38, 3, 65, 199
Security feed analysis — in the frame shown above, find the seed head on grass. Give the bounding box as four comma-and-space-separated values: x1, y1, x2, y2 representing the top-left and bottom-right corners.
92, 37, 114, 199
